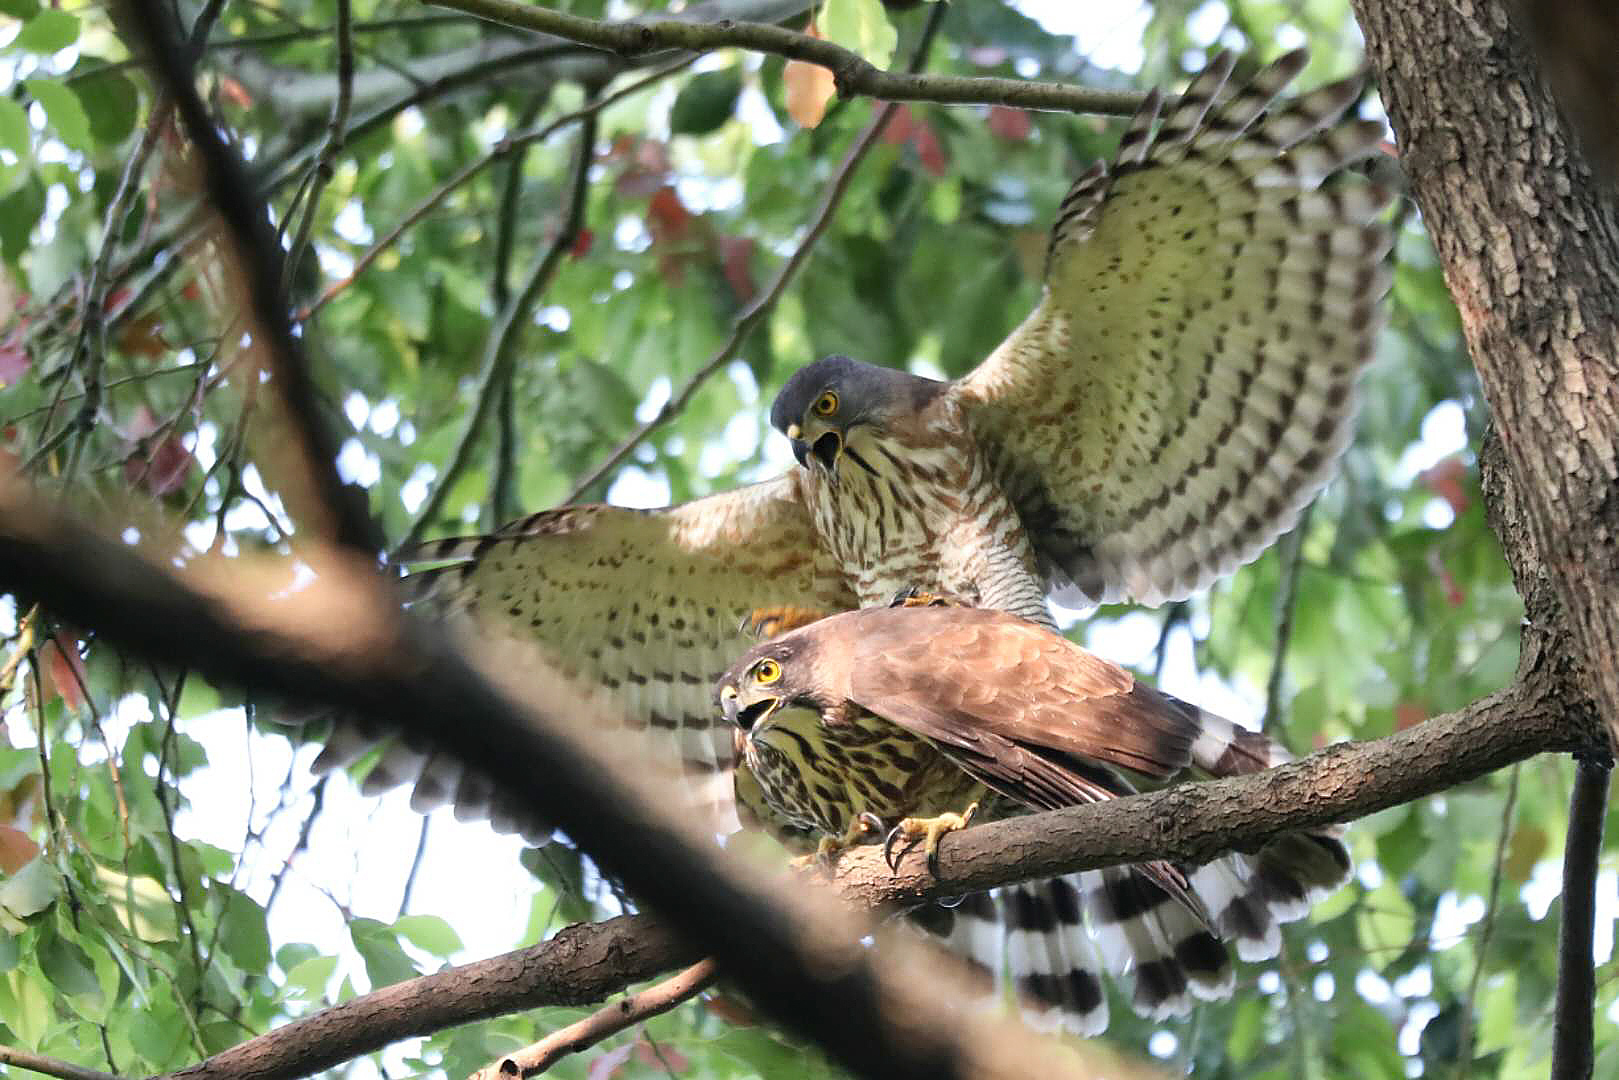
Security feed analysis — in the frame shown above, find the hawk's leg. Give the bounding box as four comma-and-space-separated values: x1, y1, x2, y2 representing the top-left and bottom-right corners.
888, 587, 971, 610
791, 812, 885, 871
742, 605, 833, 639
883, 802, 979, 874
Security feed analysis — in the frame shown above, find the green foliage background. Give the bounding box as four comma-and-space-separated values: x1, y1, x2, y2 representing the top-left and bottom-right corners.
0, 0, 1612, 1077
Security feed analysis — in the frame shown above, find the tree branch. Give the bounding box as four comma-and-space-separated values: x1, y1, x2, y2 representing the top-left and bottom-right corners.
160, 916, 698, 1080
472, 958, 720, 1080
1551, 751, 1612, 1080
281, 0, 357, 293
1350, 0, 1619, 752
426, 0, 1145, 116
0, 1046, 122, 1080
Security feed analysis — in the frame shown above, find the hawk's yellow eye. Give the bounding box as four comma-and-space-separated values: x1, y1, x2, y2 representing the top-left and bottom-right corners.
755, 658, 782, 684
813, 391, 839, 417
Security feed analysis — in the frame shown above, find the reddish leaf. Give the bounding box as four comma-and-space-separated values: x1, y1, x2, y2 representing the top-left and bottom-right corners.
881, 104, 917, 145
181, 280, 202, 302
0, 825, 40, 875
116, 311, 168, 359
105, 287, 132, 313
570, 227, 594, 259
633, 1037, 688, 1073
966, 45, 1008, 67
910, 123, 948, 177
0, 339, 28, 385
1427, 549, 1466, 606
987, 105, 1032, 141
586, 1044, 634, 1080
784, 22, 836, 129
1421, 457, 1470, 516
1394, 702, 1428, 731
647, 186, 693, 243
703, 991, 760, 1027
40, 635, 86, 711
218, 76, 254, 109
125, 431, 194, 497
719, 235, 757, 303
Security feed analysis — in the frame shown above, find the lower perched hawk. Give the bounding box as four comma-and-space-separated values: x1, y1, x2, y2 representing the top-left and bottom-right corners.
716, 599, 1348, 1033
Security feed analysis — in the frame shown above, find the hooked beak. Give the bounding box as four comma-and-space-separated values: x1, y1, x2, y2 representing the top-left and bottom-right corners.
810, 431, 842, 471
721, 685, 781, 730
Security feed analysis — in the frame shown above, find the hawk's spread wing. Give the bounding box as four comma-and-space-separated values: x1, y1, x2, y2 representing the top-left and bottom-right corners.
950, 50, 1393, 606
323, 473, 853, 835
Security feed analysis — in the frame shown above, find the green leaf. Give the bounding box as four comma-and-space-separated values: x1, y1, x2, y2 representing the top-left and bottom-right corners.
670, 68, 743, 136
0, 98, 29, 159
215, 885, 271, 972
12, 10, 79, 54
0, 856, 60, 920
92, 864, 177, 942
820, 0, 897, 69
0, 0, 41, 19
0, 178, 44, 264
70, 66, 138, 145
24, 78, 94, 153
393, 914, 463, 958
283, 953, 338, 1000
38, 924, 100, 999
0, 964, 52, 1047
351, 918, 419, 988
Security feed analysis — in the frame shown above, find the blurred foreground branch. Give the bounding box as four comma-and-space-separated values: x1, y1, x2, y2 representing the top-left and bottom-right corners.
0, 482, 1116, 1080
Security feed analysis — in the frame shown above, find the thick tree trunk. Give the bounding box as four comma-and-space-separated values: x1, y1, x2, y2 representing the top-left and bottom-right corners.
1350, 0, 1619, 750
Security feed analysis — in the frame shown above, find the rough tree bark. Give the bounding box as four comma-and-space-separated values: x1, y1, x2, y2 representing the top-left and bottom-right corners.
1351, 0, 1619, 750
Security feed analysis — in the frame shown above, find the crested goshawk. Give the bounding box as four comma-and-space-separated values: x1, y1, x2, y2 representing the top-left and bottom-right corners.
717, 598, 1349, 1032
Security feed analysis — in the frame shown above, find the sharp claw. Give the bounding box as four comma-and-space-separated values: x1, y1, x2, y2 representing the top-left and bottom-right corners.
857, 812, 884, 835
882, 823, 909, 873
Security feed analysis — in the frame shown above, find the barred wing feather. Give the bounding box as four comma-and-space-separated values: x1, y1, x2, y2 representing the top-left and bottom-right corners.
317, 473, 853, 837
953, 49, 1394, 607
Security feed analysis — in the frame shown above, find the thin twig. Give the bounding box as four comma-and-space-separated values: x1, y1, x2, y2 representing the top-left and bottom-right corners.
298, 59, 686, 323
488, 91, 549, 527
265, 774, 328, 913
476, 959, 720, 1079
0, 1045, 123, 1080
429, 0, 1144, 117
399, 108, 599, 550
282, 0, 357, 293
118, 0, 380, 553
1455, 762, 1520, 1078
563, 4, 950, 502
1551, 751, 1612, 1080
26, 103, 171, 478
396, 815, 431, 920
1263, 504, 1312, 732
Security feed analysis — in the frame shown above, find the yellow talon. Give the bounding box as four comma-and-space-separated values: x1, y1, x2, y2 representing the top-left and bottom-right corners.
790, 814, 881, 872
884, 802, 979, 874
742, 605, 831, 639
889, 587, 968, 610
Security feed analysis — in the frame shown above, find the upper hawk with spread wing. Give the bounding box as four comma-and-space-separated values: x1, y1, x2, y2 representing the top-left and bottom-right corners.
716, 600, 1350, 1033
318, 48, 1388, 1020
